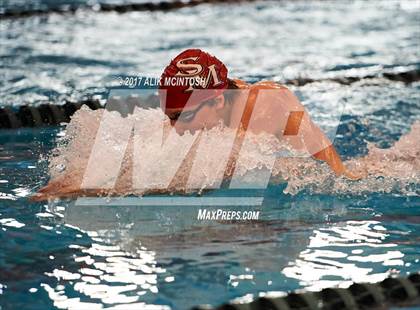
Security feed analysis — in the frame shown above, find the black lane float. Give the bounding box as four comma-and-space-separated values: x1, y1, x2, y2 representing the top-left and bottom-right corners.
1, 68, 419, 129
191, 272, 420, 310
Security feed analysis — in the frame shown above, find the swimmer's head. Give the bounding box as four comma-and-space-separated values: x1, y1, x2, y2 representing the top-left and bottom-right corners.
159, 49, 232, 134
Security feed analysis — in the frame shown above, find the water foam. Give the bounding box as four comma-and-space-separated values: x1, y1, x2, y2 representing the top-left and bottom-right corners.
46, 106, 419, 198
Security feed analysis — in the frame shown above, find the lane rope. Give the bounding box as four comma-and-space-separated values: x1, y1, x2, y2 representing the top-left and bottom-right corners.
191, 273, 420, 310
1, 68, 418, 129
1, 0, 257, 19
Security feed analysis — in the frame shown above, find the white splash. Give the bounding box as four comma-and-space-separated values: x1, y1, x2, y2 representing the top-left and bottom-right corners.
44, 106, 419, 197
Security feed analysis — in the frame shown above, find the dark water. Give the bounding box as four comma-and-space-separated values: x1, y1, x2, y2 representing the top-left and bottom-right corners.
1, 0, 419, 309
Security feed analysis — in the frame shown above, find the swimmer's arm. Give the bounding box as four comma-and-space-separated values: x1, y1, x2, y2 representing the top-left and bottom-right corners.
291, 113, 360, 179
277, 88, 360, 179
314, 145, 361, 180
312, 144, 353, 178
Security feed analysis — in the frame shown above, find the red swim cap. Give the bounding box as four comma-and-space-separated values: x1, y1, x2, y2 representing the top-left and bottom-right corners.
159, 49, 228, 111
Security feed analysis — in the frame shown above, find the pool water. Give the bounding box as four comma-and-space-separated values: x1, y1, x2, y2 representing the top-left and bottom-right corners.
1, 0, 420, 309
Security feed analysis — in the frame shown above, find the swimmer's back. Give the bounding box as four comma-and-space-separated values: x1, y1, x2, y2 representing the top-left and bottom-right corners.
228, 79, 294, 133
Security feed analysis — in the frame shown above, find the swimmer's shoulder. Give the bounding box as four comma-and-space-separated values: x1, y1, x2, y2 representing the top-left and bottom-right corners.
231, 79, 289, 91
229, 78, 249, 89
252, 80, 289, 90
239, 79, 301, 112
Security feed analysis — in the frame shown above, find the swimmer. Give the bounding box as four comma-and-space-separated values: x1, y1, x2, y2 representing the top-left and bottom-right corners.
32, 49, 360, 201
159, 49, 360, 180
